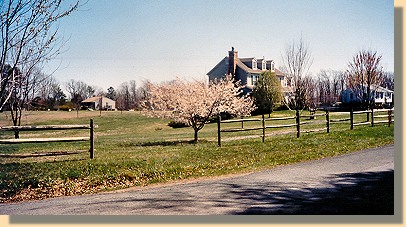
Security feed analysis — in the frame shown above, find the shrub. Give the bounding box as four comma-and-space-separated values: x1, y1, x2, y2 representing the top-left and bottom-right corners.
58, 105, 72, 111
207, 112, 235, 123
168, 121, 189, 128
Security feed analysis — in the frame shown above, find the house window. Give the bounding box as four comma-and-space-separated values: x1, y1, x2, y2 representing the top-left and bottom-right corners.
252, 59, 257, 70
262, 60, 266, 70
271, 62, 275, 71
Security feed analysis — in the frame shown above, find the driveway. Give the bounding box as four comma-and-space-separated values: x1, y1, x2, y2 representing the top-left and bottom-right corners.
0, 144, 395, 217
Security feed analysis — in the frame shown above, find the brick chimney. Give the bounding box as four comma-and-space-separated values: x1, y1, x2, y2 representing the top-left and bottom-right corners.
228, 47, 238, 76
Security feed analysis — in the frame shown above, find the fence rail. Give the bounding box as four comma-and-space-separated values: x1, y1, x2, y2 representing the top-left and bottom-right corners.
265, 116, 297, 121
330, 118, 351, 122
0, 124, 96, 131
372, 108, 394, 127
0, 119, 97, 159
217, 108, 394, 146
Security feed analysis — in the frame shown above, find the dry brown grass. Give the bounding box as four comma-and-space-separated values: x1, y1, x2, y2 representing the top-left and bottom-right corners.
0, 110, 116, 126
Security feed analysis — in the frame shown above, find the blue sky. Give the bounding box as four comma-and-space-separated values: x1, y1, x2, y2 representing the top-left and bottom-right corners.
46, 0, 395, 91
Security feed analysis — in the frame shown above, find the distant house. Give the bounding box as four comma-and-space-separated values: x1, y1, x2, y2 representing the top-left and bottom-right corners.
81, 96, 116, 110
341, 84, 393, 107
207, 47, 293, 96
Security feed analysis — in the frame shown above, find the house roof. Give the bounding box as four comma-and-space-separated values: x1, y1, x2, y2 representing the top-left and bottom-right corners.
206, 53, 284, 77
370, 84, 393, 93
275, 68, 285, 76
240, 57, 272, 63
344, 84, 394, 93
82, 96, 115, 103
206, 57, 228, 76
82, 96, 101, 103
236, 58, 284, 76
239, 57, 256, 62
236, 59, 263, 74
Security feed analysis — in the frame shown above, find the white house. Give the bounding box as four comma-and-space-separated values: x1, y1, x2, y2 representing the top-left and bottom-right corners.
341, 84, 393, 107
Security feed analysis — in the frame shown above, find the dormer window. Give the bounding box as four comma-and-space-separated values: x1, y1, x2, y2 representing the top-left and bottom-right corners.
262, 60, 266, 71
252, 58, 257, 70
271, 62, 275, 71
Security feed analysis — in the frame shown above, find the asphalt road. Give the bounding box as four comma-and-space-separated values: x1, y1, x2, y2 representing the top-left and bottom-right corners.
0, 144, 394, 216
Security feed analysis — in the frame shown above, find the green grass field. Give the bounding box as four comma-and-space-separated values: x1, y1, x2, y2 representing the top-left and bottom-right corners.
0, 110, 394, 202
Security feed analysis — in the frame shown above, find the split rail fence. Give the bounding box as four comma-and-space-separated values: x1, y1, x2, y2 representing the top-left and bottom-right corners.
0, 119, 97, 159
217, 108, 394, 146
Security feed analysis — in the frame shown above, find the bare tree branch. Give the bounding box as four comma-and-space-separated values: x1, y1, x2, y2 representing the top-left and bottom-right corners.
281, 35, 313, 110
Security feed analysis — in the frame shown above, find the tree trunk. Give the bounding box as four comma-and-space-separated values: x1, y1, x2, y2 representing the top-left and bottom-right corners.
10, 105, 21, 139
14, 130, 20, 139
193, 129, 198, 143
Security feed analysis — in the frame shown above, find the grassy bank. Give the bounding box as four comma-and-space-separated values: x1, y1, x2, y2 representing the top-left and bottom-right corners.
0, 110, 394, 202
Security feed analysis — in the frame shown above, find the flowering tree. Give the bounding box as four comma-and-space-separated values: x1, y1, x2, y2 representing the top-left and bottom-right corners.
142, 75, 255, 142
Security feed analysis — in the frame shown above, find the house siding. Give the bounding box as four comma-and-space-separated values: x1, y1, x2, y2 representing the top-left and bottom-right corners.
207, 57, 228, 82
235, 67, 248, 85
82, 96, 116, 110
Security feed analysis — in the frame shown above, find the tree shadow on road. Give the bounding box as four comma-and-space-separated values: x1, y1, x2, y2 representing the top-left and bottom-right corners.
230, 170, 394, 215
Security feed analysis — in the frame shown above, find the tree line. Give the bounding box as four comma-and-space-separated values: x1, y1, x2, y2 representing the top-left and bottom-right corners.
0, 74, 150, 112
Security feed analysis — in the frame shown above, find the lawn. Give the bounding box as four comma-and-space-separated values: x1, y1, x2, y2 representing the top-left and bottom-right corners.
0, 110, 394, 203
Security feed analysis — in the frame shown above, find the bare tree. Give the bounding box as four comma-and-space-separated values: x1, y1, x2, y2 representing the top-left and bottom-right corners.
93, 85, 106, 97
34, 75, 66, 110
380, 71, 394, 91
0, 0, 80, 111
142, 75, 255, 142
64, 79, 90, 116
346, 50, 384, 109
128, 80, 140, 109
281, 36, 313, 110
115, 80, 143, 111
116, 81, 131, 110
5, 66, 48, 138
317, 69, 346, 106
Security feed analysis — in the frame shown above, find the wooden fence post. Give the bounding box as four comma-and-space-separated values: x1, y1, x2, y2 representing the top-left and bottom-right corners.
296, 110, 300, 138
388, 109, 392, 127
326, 110, 330, 133
262, 114, 265, 142
241, 116, 244, 129
371, 108, 374, 127
350, 108, 354, 130
217, 115, 221, 147
366, 109, 370, 122
90, 119, 94, 159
